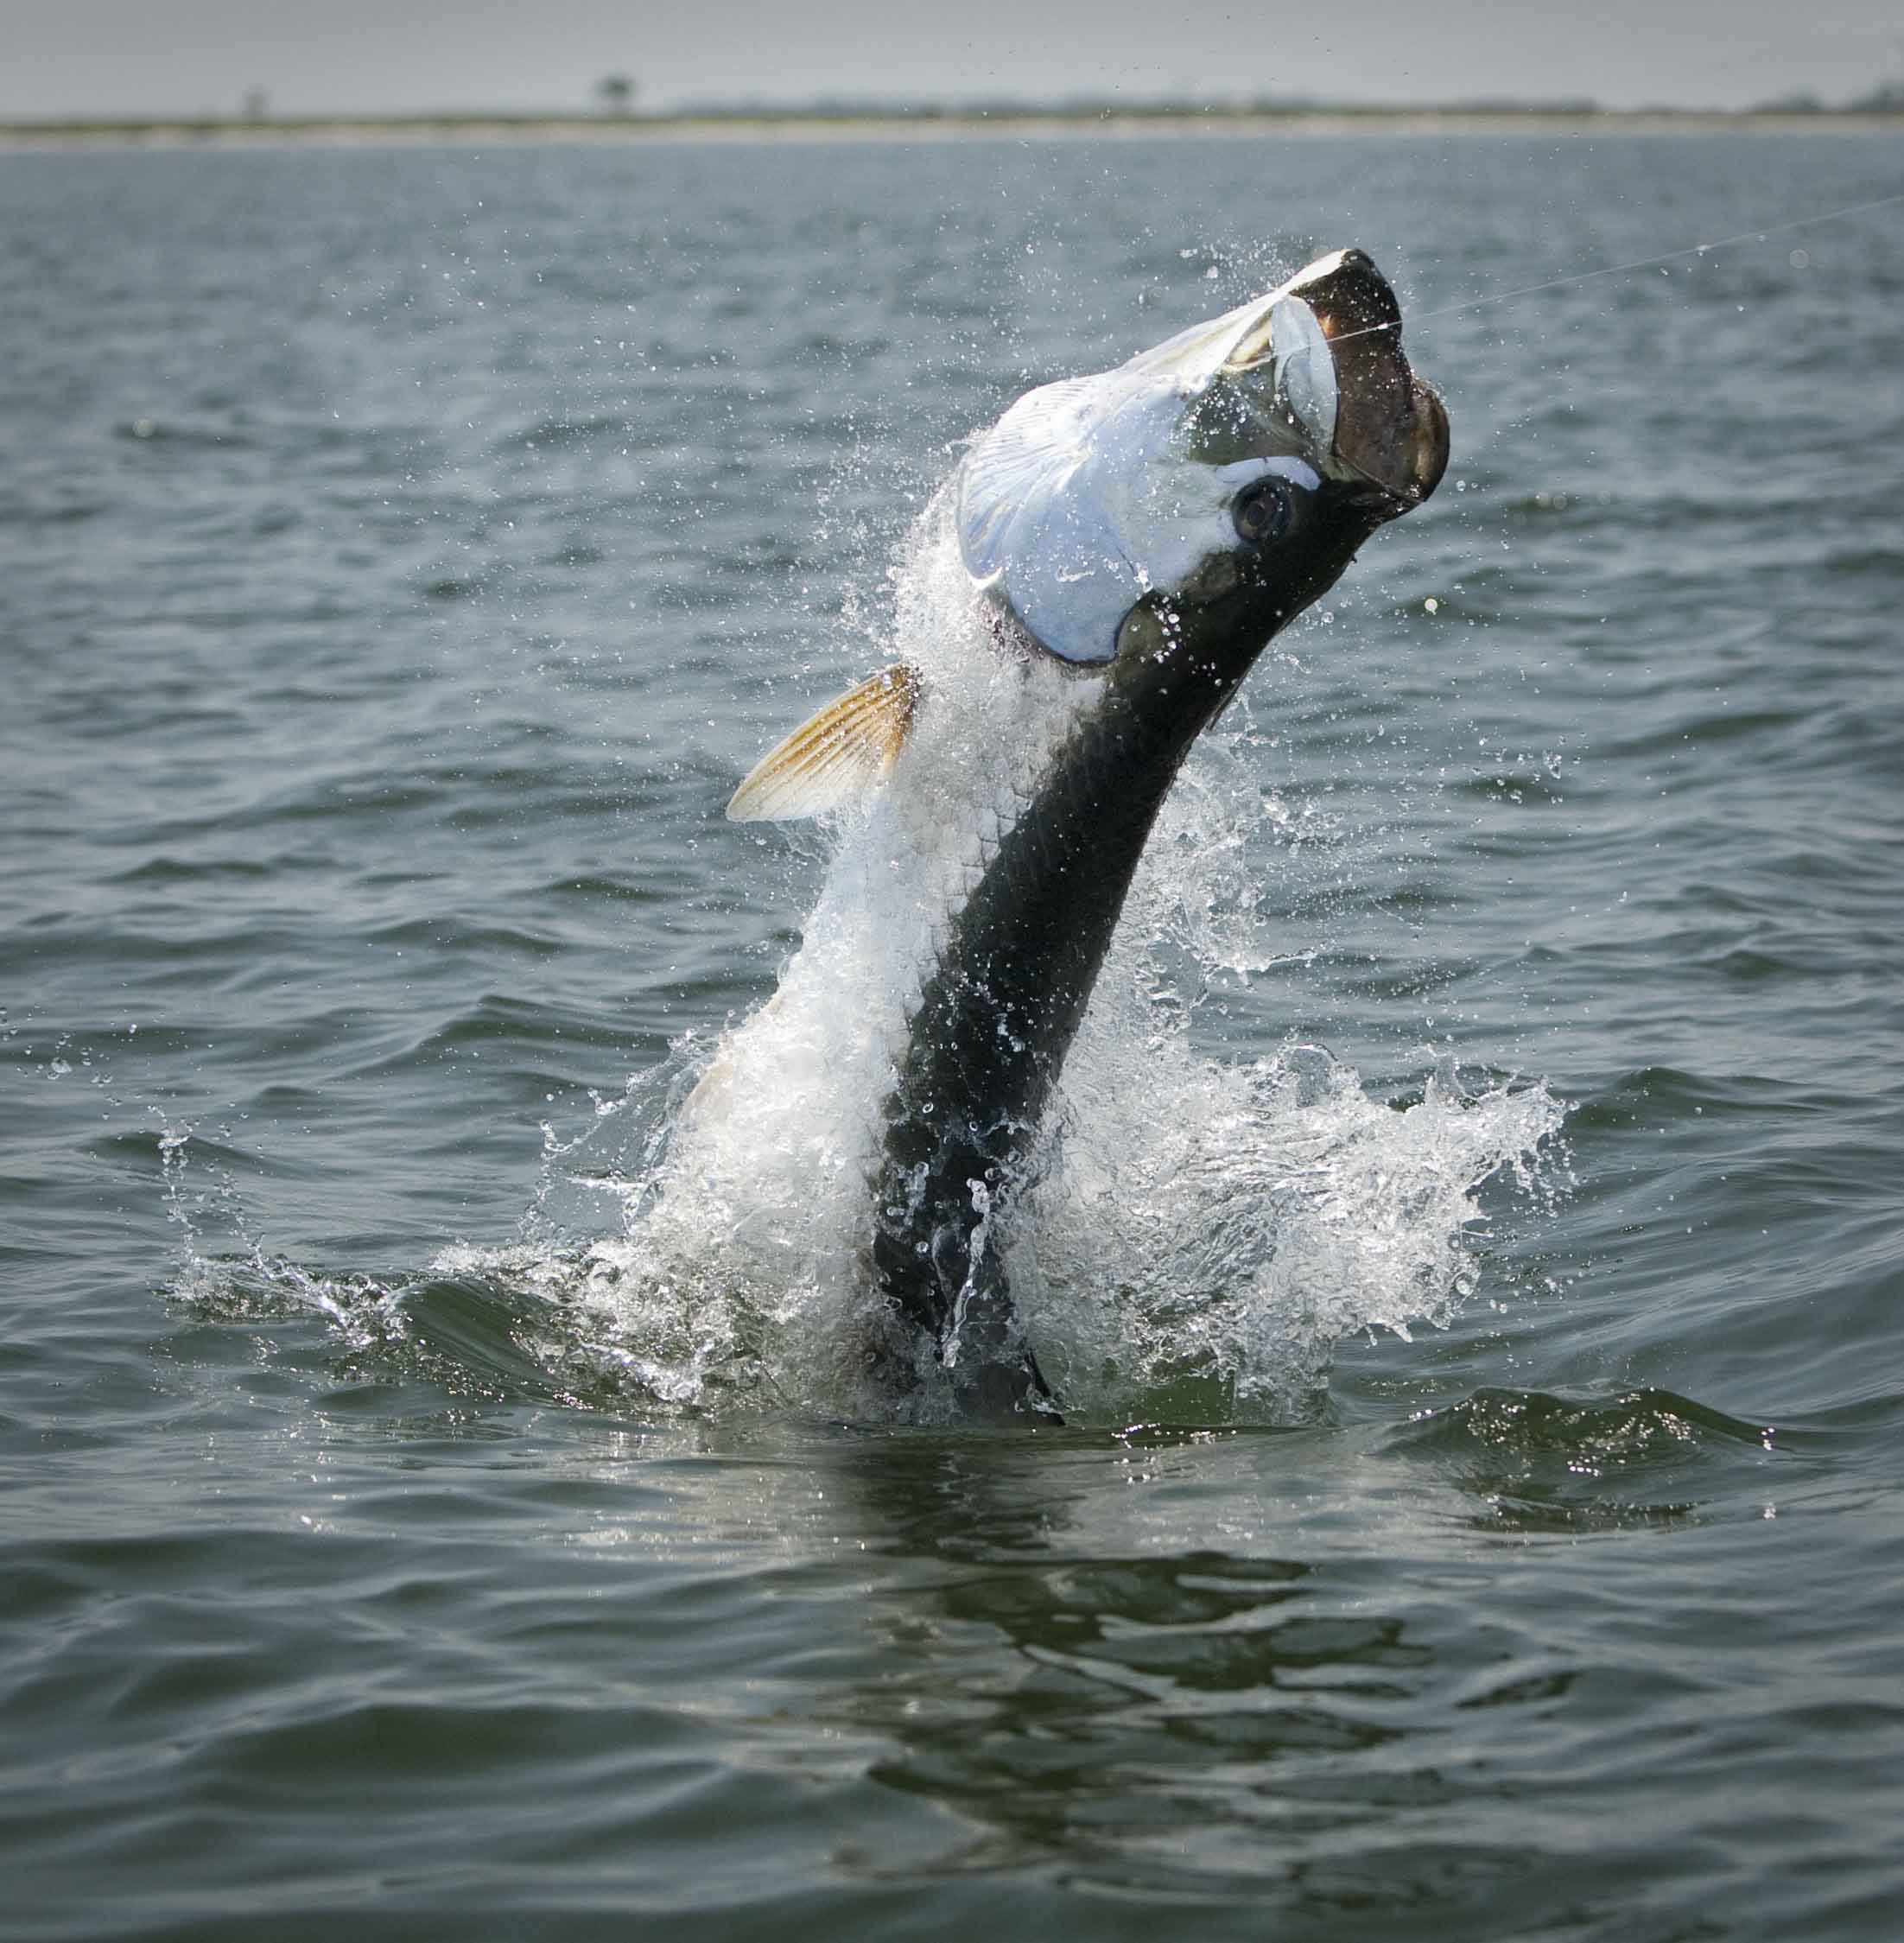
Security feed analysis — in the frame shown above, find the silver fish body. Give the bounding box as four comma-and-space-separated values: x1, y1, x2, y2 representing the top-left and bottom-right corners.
733, 249, 1448, 1422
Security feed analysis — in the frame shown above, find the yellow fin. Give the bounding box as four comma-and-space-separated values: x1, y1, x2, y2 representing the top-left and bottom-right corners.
726, 664, 920, 822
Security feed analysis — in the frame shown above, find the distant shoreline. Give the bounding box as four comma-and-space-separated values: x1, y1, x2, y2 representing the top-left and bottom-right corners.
4, 107, 1903, 149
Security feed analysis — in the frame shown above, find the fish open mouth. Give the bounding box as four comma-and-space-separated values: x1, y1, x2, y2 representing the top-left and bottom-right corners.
953, 246, 1448, 666
1228, 248, 1450, 508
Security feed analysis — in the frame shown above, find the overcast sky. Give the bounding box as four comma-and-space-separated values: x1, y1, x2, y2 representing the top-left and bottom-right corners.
6, 0, 1903, 119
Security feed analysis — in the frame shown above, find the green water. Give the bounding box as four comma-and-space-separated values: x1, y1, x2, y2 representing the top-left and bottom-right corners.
3, 136, 1901, 1938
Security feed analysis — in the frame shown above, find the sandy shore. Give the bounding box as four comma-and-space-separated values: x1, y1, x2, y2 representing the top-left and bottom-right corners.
3, 110, 1901, 149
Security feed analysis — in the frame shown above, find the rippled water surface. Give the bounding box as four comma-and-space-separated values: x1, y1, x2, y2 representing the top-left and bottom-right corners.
4, 135, 1902, 1939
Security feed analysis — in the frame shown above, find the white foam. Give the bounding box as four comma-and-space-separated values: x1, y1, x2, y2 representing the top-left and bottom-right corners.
498, 500, 1567, 1424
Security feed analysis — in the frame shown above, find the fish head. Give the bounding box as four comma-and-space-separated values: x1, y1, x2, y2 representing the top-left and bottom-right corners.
957, 249, 1448, 676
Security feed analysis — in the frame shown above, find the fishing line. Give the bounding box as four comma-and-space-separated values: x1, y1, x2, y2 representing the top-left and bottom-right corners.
1327, 186, 1904, 346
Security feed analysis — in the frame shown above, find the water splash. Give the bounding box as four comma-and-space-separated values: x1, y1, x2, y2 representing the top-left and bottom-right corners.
152, 492, 1564, 1424
458, 498, 1567, 1423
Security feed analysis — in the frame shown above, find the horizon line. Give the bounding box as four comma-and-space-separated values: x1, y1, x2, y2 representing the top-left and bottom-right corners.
6, 93, 1904, 135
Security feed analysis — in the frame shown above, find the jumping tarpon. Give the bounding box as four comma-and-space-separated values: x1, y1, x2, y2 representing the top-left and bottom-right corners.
726, 249, 1448, 1422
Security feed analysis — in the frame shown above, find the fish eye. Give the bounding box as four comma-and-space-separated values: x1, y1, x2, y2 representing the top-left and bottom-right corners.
1233, 476, 1294, 544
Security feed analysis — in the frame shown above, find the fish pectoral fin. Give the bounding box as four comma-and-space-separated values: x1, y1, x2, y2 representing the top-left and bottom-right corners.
725, 663, 922, 822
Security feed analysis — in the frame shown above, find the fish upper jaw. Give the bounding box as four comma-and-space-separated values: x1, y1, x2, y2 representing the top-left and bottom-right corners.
1184, 251, 1447, 513
1220, 249, 1449, 509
